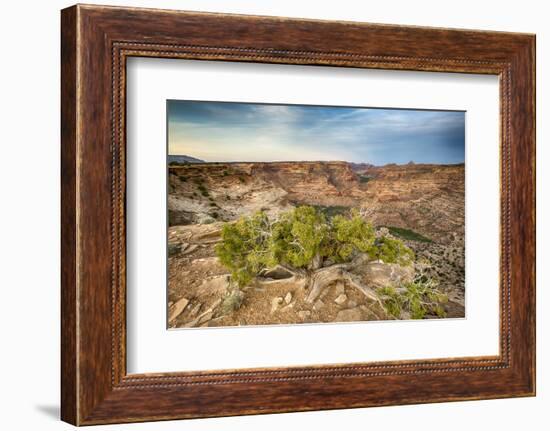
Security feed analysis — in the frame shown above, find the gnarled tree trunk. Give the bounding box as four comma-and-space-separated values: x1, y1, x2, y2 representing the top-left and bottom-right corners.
305, 263, 382, 307
255, 254, 409, 309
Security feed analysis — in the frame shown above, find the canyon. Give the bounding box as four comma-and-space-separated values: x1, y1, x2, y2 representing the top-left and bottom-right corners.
167, 160, 465, 328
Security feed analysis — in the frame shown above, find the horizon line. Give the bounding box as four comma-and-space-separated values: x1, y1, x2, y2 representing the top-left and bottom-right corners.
167, 156, 465, 167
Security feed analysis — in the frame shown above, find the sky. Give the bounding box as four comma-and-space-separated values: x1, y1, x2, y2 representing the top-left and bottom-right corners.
167, 100, 465, 165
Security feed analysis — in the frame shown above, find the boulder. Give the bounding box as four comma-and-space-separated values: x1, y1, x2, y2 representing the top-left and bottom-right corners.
313, 299, 324, 311
359, 262, 414, 289
197, 311, 214, 326
181, 244, 199, 255
184, 300, 221, 327
271, 297, 283, 313
334, 294, 347, 305
168, 297, 189, 322
284, 292, 292, 304
187, 302, 202, 317
198, 275, 230, 295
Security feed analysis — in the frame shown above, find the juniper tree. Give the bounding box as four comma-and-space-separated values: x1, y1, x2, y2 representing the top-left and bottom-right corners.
215, 206, 414, 289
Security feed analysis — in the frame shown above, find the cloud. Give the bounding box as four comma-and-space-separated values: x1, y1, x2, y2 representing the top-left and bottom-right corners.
167, 100, 464, 165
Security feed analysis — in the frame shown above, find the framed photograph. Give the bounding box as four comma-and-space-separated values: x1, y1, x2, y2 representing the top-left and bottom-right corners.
61, 4, 536, 425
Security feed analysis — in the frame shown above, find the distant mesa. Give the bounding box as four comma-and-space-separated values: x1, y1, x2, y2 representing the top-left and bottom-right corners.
168, 155, 205, 164
167, 156, 462, 168
349, 162, 375, 171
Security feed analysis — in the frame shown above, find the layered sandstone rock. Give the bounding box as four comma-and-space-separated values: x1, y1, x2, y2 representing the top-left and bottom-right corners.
168, 161, 367, 226
357, 163, 465, 243
168, 161, 464, 243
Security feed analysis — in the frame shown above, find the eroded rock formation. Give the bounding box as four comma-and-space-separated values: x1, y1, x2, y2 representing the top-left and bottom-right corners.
167, 161, 465, 328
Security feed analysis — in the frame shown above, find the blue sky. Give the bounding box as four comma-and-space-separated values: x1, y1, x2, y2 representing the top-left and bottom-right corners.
167, 100, 465, 165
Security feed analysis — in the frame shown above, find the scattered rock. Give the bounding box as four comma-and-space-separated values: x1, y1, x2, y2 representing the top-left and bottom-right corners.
334, 294, 347, 305
209, 298, 222, 311
181, 244, 199, 255
271, 297, 283, 313
168, 297, 189, 321
187, 302, 201, 317
335, 308, 362, 322
197, 311, 213, 326
184, 308, 214, 327
284, 292, 292, 304
313, 299, 324, 311
348, 300, 358, 308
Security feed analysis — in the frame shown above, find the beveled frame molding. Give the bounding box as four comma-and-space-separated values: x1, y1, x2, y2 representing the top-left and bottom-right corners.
61, 4, 535, 425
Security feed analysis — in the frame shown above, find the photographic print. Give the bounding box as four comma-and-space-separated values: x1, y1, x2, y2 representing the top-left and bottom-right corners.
167, 100, 465, 329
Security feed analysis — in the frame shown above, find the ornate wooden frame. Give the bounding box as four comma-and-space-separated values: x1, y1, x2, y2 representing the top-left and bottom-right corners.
61, 4, 536, 425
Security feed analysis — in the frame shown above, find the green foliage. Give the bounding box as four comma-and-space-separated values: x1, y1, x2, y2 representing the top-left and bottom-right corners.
332, 210, 375, 261
271, 206, 330, 269
369, 236, 414, 266
377, 286, 402, 318
215, 211, 276, 288
385, 226, 432, 243
178, 175, 188, 182
215, 206, 415, 288
377, 277, 448, 319
238, 176, 246, 183
358, 175, 372, 184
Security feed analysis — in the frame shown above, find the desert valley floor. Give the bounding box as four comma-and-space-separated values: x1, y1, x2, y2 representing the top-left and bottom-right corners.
167, 161, 465, 328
